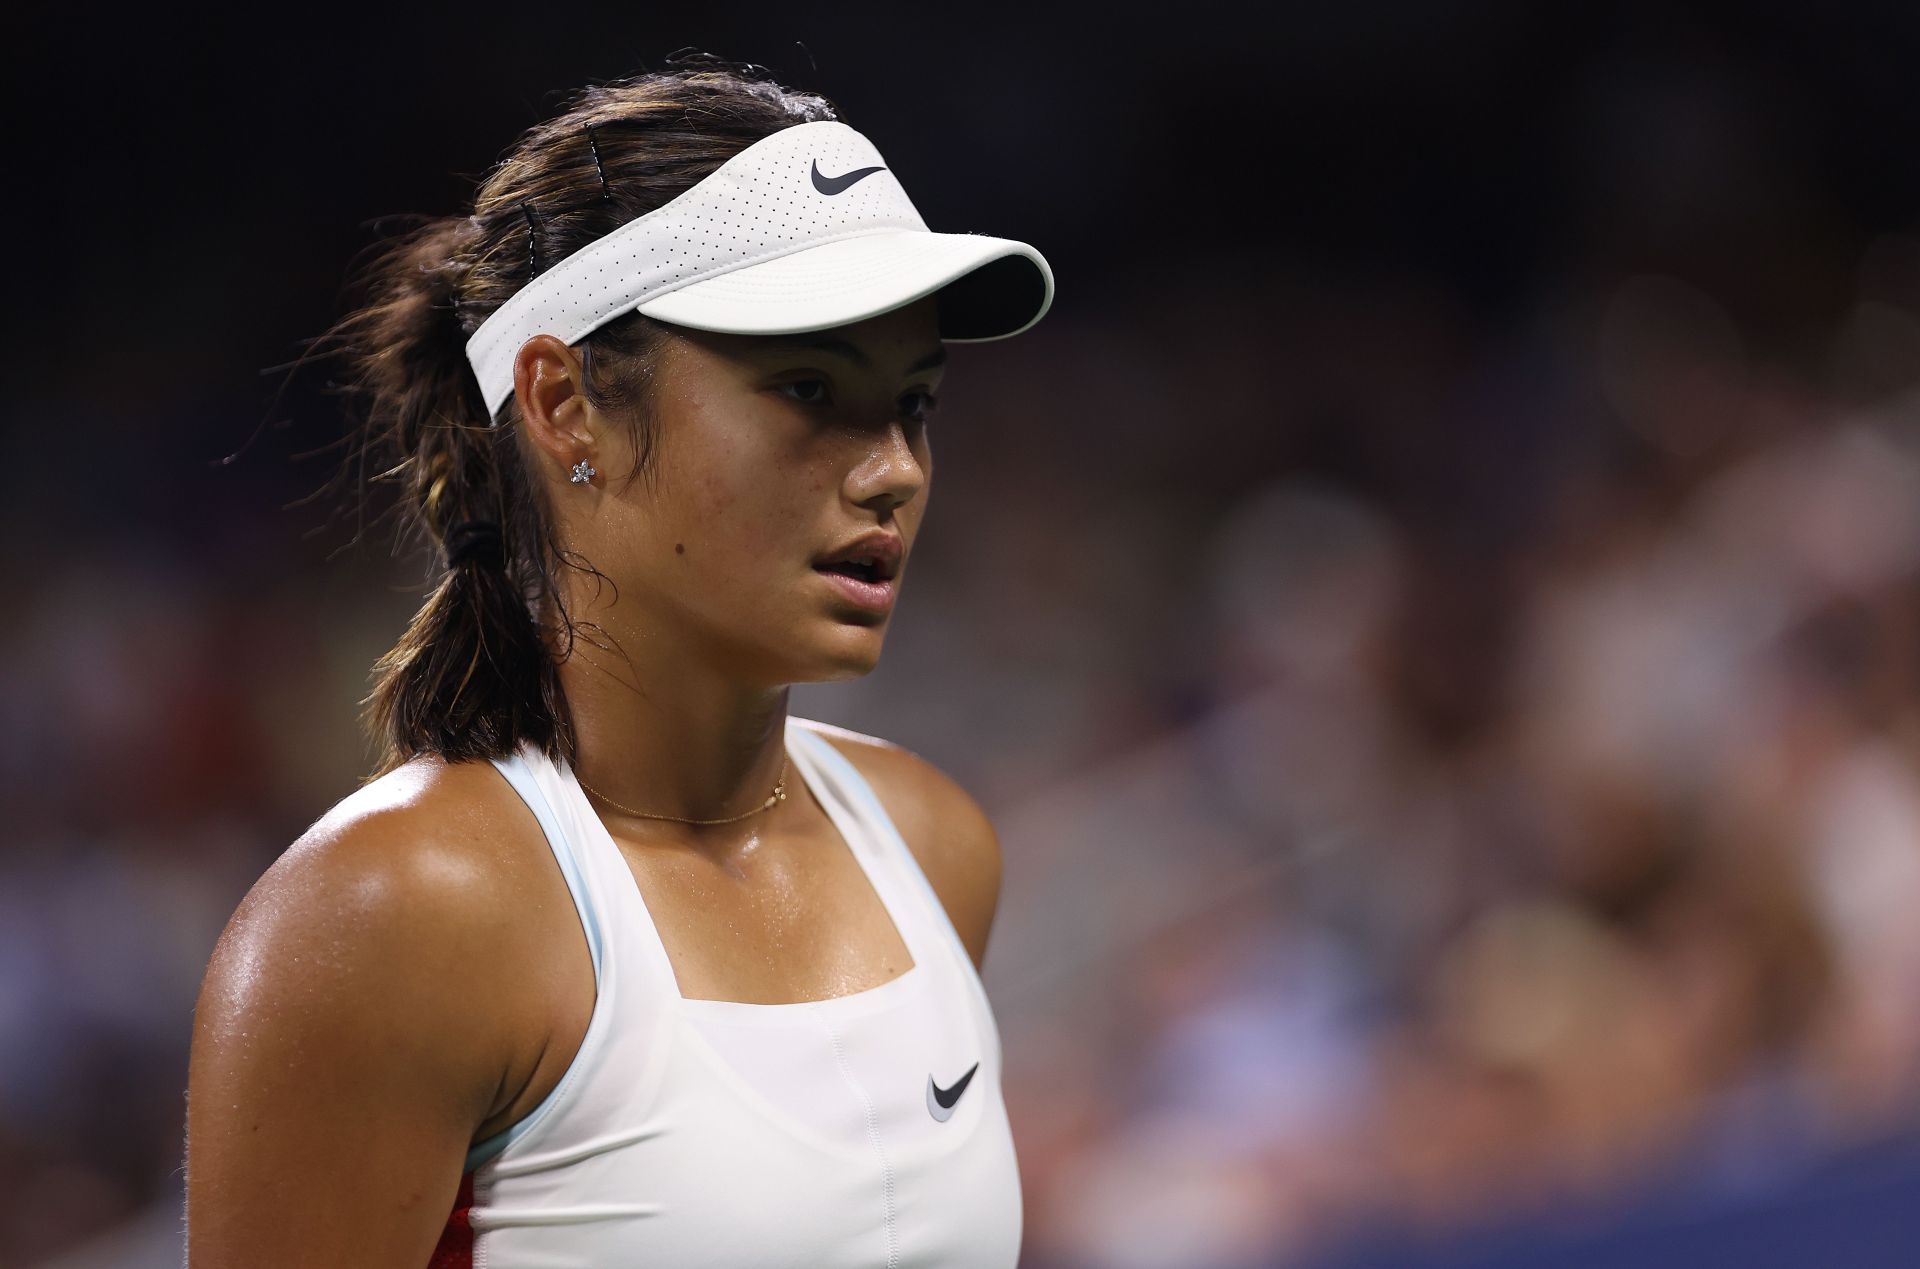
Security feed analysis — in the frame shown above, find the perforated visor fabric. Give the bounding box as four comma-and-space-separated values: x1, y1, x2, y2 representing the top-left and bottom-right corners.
464, 120, 1054, 418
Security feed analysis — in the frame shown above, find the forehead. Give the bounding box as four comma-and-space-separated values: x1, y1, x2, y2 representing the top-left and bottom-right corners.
675, 297, 945, 371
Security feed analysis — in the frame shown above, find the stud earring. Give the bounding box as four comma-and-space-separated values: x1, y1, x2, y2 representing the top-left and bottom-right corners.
570, 459, 597, 485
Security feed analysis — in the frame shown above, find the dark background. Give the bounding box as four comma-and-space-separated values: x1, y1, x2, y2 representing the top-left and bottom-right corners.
10, 3, 1920, 1265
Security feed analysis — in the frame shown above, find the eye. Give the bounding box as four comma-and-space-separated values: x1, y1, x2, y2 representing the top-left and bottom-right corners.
775, 378, 832, 406
900, 390, 940, 424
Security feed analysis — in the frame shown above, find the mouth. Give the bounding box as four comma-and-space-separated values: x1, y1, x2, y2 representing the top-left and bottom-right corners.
811, 529, 904, 616
812, 560, 898, 613
814, 557, 890, 584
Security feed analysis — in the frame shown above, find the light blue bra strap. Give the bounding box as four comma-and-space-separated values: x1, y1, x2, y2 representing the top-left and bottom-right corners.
462, 747, 606, 1172
790, 725, 973, 962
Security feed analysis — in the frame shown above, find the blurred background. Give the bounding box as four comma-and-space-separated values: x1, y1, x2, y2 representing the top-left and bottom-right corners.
9, 2, 1920, 1265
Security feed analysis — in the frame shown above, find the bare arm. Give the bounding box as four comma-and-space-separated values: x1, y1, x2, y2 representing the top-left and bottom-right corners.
185, 810, 516, 1267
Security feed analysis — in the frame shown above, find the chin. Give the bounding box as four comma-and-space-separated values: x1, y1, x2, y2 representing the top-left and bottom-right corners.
795, 623, 888, 682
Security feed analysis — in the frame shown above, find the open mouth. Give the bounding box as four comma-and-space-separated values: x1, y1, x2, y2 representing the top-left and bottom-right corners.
814, 559, 887, 583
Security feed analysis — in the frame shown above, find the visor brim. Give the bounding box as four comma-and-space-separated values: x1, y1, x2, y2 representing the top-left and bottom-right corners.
634, 230, 1053, 342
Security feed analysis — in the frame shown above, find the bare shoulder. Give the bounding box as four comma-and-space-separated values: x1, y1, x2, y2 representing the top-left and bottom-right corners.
216, 755, 554, 991
798, 719, 1005, 969
200, 753, 575, 1077
187, 754, 580, 1261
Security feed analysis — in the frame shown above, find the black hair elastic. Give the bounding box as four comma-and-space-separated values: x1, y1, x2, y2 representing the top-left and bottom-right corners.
445, 519, 506, 571
584, 124, 613, 202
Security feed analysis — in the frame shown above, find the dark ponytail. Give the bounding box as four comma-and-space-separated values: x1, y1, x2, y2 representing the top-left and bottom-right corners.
313, 62, 840, 779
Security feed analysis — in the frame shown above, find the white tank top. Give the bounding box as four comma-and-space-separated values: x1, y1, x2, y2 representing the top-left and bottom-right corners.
427, 715, 1022, 1268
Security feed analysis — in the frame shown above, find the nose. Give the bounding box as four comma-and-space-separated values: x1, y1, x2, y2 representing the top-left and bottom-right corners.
846, 419, 927, 513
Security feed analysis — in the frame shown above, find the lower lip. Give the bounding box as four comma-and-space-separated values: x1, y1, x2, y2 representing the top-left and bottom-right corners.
815, 567, 896, 613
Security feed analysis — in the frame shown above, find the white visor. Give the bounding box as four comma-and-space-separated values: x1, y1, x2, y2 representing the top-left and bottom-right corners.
464, 120, 1054, 418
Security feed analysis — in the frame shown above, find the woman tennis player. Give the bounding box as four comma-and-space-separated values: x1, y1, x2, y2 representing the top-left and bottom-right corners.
184, 63, 1052, 1267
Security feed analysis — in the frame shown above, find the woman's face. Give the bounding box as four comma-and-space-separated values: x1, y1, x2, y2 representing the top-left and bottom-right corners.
537, 296, 944, 687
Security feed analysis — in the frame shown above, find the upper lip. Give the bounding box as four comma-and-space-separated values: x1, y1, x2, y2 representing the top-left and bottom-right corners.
815, 531, 903, 581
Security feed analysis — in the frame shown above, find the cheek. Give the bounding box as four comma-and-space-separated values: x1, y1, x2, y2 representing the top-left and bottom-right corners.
662, 402, 826, 558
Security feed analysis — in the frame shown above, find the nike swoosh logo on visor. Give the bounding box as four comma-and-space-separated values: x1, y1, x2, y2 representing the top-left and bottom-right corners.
927, 1062, 980, 1121
812, 160, 886, 195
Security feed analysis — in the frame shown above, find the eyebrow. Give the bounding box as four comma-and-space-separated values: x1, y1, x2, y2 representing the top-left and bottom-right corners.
756, 333, 947, 375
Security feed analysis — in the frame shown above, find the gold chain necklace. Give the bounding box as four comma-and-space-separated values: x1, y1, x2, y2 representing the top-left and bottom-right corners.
574, 754, 790, 825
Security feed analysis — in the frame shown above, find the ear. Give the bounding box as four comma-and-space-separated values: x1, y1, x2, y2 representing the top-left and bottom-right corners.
511, 334, 595, 471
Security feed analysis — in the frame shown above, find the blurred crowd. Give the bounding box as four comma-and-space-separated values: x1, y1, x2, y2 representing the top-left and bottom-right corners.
980, 253, 1920, 1265
13, 20, 1920, 1269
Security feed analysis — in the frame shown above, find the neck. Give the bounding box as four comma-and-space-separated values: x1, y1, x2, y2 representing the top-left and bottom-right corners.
553, 615, 794, 844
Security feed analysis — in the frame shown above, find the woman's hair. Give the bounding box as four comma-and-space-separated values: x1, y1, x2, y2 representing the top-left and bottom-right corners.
320, 59, 839, 779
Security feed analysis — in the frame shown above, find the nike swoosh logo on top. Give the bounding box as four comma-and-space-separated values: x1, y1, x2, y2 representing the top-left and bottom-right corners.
927, 1062, 980, 1122
812, 160, 886, 195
